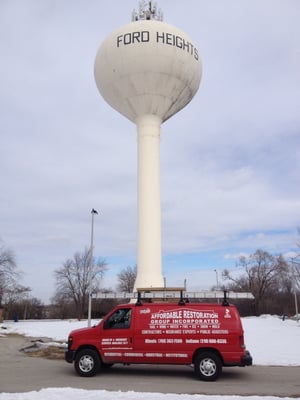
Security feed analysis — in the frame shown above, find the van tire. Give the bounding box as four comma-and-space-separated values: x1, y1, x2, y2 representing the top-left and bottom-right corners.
74, 349, 100, 377
194, 351, 222, 381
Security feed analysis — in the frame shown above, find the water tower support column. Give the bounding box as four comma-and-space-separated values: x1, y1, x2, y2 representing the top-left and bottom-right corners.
134, 114, 164, 290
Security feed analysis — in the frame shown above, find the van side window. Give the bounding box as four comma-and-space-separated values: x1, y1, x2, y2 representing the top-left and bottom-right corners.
104, 308, 132, 329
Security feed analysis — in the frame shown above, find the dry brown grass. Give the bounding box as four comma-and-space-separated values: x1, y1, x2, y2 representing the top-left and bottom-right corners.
25, 345, 65, 360
17, 337, 67, 360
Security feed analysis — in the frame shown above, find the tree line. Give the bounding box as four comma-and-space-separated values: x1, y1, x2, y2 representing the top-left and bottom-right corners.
221, 249, 300, 316
0, 239, 299, 320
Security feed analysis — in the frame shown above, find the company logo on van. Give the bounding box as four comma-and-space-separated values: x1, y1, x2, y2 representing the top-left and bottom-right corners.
148, 308, 220, 329
224, 309, 232, 319
140, 308, 151, 314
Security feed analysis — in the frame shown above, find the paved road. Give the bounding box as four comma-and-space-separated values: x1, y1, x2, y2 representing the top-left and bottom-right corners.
1, 335, 300, 396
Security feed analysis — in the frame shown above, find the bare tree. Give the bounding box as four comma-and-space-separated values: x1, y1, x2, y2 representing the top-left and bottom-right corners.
53, 247, 107, 319
50, 291, 75, 319
117, 265, 137, 292
222, 249, 289, 315
0, 242, 19, 307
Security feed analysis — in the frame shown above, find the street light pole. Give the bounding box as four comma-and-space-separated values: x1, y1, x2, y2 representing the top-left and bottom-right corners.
88, 208, 98, 327
214, 269, 219, 303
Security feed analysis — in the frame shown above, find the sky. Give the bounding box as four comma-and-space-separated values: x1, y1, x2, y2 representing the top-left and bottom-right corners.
1, 0, 300, 303
0, 315, 300, 399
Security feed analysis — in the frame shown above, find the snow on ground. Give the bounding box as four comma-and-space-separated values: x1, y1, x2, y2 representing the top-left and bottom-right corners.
242, 315, 300, 366
0, 315, 299, 400
0, 388, 298, 400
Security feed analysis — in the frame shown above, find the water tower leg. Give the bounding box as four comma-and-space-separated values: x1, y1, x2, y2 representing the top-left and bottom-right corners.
133, 114, 164, 290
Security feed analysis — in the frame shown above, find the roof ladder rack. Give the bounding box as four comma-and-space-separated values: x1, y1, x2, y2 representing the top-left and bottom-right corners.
93, 288, 254, 305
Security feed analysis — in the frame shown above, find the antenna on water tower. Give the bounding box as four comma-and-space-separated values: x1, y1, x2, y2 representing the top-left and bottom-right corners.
132, 1, 163, 21
94, 2, 202, 292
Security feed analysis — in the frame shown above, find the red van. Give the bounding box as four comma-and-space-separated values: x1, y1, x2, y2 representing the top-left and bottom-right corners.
65, 292, 252, 381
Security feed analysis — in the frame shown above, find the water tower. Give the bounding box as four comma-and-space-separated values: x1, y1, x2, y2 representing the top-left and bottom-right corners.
94, 1, 202, 291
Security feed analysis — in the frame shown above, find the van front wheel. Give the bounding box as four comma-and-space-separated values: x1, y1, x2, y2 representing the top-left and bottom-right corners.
74, 349, 100, 377
194, 352, 222, 381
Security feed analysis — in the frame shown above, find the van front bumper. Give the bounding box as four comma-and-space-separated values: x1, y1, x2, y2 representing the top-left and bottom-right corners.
65, 350, 76, 363
242, 350, 253, 366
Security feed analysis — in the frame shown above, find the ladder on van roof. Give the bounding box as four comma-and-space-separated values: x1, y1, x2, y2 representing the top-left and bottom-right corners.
93, 288, 254, 306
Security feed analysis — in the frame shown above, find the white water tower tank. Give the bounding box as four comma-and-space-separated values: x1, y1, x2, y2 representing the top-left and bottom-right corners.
94, 1, 202, 291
